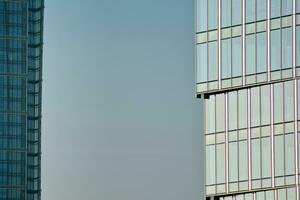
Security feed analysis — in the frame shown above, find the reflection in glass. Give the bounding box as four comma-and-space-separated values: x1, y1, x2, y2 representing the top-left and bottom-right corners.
222, 39, 231, 79
271, 29, 281, 71
197, 0, 207, 32
282, 28, 292, 69
208, 41, 218, 81
232, 37, 242, 77
246, 34, 255, 75
256, 32, 266, 73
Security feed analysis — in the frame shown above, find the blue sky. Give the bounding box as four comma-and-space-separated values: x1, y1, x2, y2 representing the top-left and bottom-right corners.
42, 0, 203, 199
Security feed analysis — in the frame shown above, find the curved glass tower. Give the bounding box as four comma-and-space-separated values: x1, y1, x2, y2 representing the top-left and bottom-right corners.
197, 0, 300, 200
0, 0, 44, 199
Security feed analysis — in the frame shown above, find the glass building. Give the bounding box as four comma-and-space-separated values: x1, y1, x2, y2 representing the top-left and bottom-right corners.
196, 0, 300, 200
0, 0, 44, 200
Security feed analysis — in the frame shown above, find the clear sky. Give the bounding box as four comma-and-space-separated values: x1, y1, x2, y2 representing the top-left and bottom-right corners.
42, 0, 203, 199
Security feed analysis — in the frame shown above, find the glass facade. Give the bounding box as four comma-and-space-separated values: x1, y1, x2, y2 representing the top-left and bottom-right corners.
0, 1, 44, 200
196, 0, 300, 199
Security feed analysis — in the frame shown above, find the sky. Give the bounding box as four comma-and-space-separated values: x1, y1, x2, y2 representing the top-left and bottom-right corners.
42, 0, 203, 199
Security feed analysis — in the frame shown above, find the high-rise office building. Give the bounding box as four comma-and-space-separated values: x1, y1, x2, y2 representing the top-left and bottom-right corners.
0, 0, 44, 199
196, 0, 300, 200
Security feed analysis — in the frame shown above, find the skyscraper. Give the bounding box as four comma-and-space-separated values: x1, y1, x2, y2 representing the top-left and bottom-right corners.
196, 0, 300, 200
0, 0, 44, 199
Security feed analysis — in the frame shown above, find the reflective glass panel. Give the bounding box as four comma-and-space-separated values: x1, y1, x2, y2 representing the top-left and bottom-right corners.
274, 135, 284, 177
232, 0, 242, 25
216, 144, 225, 184
222, 0, 231, 27
261, 85, 270, 125
285, 134, 295, 175
238, 90, 247, 129
229, 142, 238, 182
206, 145, 216, 185
239, 140, 248, 181
274, 83, 283, 123
297, 26, 300, 66
197, 44, 207, 83
208, 0, 217, 30
271, 0, 281, 18
246, 0, 255, 23
222, 39, 231, 79
257, 32, 266, 73
282, 0, 292, 16
257, 0, 266, 20
282, 27, 292, 69
284, 81, 294, 122
208, 41, 218, 81
271, 29, 281, 71
252, 138, 261, 179
232, 37, 242, 77
251, 87, 260, 127
197, 0, 207, 32
246, 34, 255, 75
228, 92, 237, 130
216, 94, 225, 132
206, 96, 215, 133
261, 137, 271, 178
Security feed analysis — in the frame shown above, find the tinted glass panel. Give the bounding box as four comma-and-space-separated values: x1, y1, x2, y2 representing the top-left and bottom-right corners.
257, 0, 266, 20
239, 140, 248, 181
246, 0, 255, 22
246, 34, 255, 75
229, 142, 238, 182
282, 0, 292, 16
261, 85, 270, 125
208, 0, 217, 30
251, 87, 260, 127
271, 0, 281, 18
257, 32, 266, 73
271, 30, 281, 71
216, 94, 225, 132
208, 41, 218, 81
222, 39, 231, 79
282, 28, 292, 69
297, 26, 300, 66
261, 137, 271, 178
197, 44, 207, 83
274, 83, 283, 123
284, 81, 294, 122
206, 96, 215, 133
197, 0, 207, 32
206, 145, 216, 185
222, 0, 231, 27
232, 37, 242, 77
274, 135, 284, 177
232, 0, 242, 25
285, 134, 295, 175
216, 144, 225, 183
238, 90, 247, 129
228, 92, 238, 130
252, 138, 261, 179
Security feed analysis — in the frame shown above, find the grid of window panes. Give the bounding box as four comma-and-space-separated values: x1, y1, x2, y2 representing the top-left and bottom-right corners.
27, 0, 43, 200
196, 0, 300, 95
219, 187, 297, 200
0, 1, 28, 199
204, 79, 300, 196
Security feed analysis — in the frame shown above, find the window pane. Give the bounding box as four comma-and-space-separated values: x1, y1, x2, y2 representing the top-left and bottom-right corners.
222, 39, 231, 79
216, 143, 225, 184
216, 94, 225, 132
278, 189, 287, 200
222, 0, 231, 27
232, 37, 242, 77
298, 80, 300, 120
206, 145, 216, 185
246, 34, 255, 75
282, 0, 292, 16
251, 138, 261, 179
287, 188, 296, 200
261, 137, 271, 178
261, 85, 270, 125
197, 0, 207, 32
197, 43, 207, 83
297, 26, 300, 66
297, 0, 300, 13
282, 27, 292, 69
274, 83, 283, 123
208, 41, 218, 81
284, 81, 294, 122
206, 96, 215, 133
257, 32, 266, 73
257, 0, 266, 20
257, 192, 265, 200
208, 0, 217, 30
246, 0, 255, 23
251, 87, 260, 127
228, 91, 237, 130
275, 135, 284, 177
239, 140, 248, 181
232, 0, 242, 25
229, 142, 238, 182
271, 0, 281, 18
238, 90, 247, 129
285, 134, 295, 175
271, 30, 281, 71
266, 190, 275, 200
